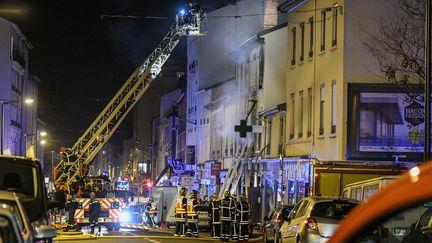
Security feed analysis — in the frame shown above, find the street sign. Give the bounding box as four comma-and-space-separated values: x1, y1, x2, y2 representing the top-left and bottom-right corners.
211, 162, 221, 176
180, 176, 194, 187
234, 119, 253, 138
404, 102, 424, 126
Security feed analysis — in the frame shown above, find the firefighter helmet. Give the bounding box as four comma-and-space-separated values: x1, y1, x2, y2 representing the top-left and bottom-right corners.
212, 193, 219, 201
180, 187, 188, 196
232, 193, 237, 200
240, 193, 247, 201
223, 190, 230, 198
190, 190, 199, 198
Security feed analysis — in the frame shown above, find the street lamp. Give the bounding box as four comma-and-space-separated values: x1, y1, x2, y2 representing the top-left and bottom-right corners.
1, 98, 34, 154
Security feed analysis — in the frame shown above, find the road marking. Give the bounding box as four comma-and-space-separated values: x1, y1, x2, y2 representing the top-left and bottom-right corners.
147, 239, 161, 243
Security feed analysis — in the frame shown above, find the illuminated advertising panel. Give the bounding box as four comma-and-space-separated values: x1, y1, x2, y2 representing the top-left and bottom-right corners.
348, 84, 423, 161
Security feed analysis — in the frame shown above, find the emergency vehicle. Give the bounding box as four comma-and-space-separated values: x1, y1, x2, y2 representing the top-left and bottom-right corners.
74, 196, 127, 231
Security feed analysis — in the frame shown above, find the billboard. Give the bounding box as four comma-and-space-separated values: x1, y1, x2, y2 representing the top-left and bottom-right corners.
348, 84, 423, 161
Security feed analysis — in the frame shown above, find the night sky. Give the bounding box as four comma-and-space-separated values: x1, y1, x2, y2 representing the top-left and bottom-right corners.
0, 0, 232, 151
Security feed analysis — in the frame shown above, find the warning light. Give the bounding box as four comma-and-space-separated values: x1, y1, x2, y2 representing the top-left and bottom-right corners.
179, 9, 186, 16
147, 181, 153, 188
314, 173, 320, 177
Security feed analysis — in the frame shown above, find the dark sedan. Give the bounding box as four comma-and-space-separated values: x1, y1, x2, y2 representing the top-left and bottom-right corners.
263, 204, 294, 242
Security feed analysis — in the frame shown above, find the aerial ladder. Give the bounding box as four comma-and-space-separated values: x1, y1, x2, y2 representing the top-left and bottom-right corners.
218, 142, 254, 199
54, 4, 207, 192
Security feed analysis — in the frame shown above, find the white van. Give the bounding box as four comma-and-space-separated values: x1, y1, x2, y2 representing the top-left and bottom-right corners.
342, 176, 398, 202
342, 176, 426, 242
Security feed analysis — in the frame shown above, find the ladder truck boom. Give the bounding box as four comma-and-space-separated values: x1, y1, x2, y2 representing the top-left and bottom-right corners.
54, 4, 207, 191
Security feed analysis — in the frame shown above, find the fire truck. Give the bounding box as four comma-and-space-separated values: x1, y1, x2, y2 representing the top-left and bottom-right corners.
52, 3, 206, 230
73, 177, 128, 230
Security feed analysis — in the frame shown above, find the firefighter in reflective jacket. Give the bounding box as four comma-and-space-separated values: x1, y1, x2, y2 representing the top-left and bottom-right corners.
208, 193, 221, 239
174, 187, 188, 237
187, 190, 199, 237
88, 192, 101, 234
237, 194, 251, 242
220, 191, 235, 242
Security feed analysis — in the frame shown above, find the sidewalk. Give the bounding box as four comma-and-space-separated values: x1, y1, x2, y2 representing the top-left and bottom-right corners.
151, 225, 263, 242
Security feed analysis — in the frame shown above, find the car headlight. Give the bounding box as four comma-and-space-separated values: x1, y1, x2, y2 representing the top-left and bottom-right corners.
120, 212, 131, 222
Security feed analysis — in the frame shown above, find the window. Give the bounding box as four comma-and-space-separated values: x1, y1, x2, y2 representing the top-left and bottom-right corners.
331, 81, 336, 134
320, 10, 326, 51
296, 201, 310, 218
291, 27, 296, 65
300, 22, 305, 62
332, 6, 338, 47
319, 84, 325, 135
307, 88, 313, 137
299, 91, 304, 138
290, 93, 295, 139
308, 17, 314, 58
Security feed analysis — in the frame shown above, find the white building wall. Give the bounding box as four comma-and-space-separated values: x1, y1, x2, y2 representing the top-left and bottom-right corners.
0, 18, 33, 156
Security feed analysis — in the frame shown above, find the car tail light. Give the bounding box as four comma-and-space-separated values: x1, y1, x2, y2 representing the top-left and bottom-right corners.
306, 217, 319, 231
276, 219, 284, 227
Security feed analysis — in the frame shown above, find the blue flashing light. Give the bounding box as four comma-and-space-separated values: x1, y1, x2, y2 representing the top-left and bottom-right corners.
179, 9, 186, 16
120, 211, 131, 222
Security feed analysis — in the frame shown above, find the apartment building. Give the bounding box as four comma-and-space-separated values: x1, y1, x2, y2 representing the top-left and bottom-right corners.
0, 18, 37, 157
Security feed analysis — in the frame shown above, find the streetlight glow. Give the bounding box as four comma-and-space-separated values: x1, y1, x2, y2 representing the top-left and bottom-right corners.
40, 131, 47, 137
24, 98, 34, 104
40, 140, 46, 145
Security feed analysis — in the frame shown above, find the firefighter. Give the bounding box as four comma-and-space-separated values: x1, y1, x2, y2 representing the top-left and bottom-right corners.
65, 194, 78, 231
174, 187, 188, 237
187, 190, 199, 237
220, 191, 235, 242
88, 192, 101, 234
231, 194, 239, 241
237, 194, 251, 242
208, 193, 221, 239
145, 197, 157, 227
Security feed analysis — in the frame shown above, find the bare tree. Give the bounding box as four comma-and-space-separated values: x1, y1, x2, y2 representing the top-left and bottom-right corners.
364, 0, 425, 101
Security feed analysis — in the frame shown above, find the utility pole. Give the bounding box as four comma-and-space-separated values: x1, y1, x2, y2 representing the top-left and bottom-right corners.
425, 0, 431, 162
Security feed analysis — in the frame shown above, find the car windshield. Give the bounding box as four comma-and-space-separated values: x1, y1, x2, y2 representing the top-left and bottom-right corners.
311, 201, 358, 220
0, 160, 37, 199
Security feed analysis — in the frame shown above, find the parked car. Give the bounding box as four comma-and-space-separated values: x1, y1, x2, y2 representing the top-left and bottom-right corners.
0, 191, 34, 243
263, 204, 294, 242
329, 163, 432, 243
279, 196, 359, 243
0, 156, 59, 241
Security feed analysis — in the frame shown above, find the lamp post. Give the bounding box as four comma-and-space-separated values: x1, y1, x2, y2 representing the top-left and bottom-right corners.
1, 98, 34, 155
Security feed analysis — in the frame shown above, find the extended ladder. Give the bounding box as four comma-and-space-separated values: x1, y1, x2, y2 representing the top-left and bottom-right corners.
218, 142, 254, 199
54, 5, 207, 189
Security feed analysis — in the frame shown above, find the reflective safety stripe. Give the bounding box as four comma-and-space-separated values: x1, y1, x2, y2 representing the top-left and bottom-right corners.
186, 198, 198, 216
176, 197, 186, 214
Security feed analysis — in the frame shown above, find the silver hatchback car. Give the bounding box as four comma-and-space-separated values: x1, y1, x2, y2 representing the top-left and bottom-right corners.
279, 197, 359, 243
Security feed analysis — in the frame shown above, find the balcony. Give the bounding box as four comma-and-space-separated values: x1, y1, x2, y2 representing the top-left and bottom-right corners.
12, 50, 25, 68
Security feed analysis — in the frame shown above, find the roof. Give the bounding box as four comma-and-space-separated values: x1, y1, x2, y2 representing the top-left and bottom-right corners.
0, 191, 19, 202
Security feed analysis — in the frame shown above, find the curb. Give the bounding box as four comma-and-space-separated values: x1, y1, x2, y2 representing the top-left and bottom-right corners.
54, 234, 263, 242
